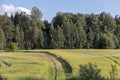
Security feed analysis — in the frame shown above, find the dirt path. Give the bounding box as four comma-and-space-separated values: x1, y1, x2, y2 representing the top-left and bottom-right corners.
22, 51, 73, 80
42, 53, 61, 80
41, 51, 73, 80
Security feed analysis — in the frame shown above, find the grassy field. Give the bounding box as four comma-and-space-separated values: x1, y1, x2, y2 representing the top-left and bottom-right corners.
0, 50, 120, 79
47, 49, 120, 79
0, 52, 65, 80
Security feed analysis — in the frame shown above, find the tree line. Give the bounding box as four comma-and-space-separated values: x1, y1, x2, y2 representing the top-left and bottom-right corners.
0, 7, 120, 50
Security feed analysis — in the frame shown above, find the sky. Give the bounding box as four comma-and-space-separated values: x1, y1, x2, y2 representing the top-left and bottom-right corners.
0, 0, 120, 22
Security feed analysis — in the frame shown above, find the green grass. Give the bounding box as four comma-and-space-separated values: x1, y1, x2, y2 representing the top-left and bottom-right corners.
0, 49, 120, 79
0, 52, 53, 80
46, 49, 120, 79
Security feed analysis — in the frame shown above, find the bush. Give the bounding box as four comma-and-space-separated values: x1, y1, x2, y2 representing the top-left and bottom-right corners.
78, 63, 105, 80
6, 42, 18, 52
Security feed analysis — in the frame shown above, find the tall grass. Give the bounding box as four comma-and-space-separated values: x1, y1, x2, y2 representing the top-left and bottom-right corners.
46, 49, 120, 79
0, 52, 53, 80
0, 50, 120, 79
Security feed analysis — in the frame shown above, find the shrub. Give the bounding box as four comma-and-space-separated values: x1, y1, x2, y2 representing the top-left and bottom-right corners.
78, 63, 105, 80
6, 42, 18, 52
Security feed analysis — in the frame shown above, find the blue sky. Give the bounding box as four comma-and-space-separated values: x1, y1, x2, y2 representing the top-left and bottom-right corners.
0, 0, 120, 22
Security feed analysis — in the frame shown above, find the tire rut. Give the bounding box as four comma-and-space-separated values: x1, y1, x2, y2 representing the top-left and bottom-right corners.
22, 51, 73, 80
0, 59, 11, 67
43, 53, 60, 80
97, 53, 120, 66
106, 56, 120, 66
40, 51, 73, 80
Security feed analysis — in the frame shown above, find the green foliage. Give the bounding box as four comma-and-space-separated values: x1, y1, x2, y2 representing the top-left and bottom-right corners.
31, 7, 42, 20
0, 8, 120, 49
48, 24, 65, 48
78, 63, 105, 80
0, 28, 6, 50
99, 12, 117, 33
115, 24, 120, 48
96, 34, 114, 49
6, 42, 18, 52
96, 33, 118, 49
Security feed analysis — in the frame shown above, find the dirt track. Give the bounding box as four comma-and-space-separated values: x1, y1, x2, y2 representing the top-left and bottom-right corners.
22, 51, 73, 80
43, 53, 61, 80
41, 52, 73, 80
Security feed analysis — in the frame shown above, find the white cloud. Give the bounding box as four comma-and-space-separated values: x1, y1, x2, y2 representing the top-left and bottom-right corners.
1, 4, 16, 12
17, 7, 31, 15
0, 4, 31, 16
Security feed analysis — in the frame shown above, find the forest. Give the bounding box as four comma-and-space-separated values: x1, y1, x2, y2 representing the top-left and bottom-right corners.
0, 7, 120, 50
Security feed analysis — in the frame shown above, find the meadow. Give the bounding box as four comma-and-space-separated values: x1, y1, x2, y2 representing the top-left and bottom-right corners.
0, 50, 120, 80
0, 52, 65, 80
47, 49, 120, 79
